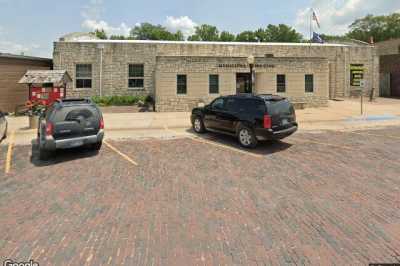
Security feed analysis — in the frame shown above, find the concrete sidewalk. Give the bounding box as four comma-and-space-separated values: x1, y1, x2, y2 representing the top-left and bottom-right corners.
3, 97, 400, 145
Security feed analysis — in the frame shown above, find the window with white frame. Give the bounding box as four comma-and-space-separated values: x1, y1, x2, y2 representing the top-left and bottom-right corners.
128, 64, 144, 89
76, 64, 92, 89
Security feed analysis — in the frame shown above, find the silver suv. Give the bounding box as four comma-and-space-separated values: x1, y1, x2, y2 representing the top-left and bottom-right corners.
37, 99, 104, 160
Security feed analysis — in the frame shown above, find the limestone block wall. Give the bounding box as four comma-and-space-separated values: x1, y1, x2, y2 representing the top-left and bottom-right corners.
53, 40, 377, 111
53, 42, 157, 98
155, 56, 329, 111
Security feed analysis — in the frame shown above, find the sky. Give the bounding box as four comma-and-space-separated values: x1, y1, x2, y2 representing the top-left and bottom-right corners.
0, 0, 399, 58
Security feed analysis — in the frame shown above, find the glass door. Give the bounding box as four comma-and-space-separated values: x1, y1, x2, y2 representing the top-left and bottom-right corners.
236, 73, 252, 94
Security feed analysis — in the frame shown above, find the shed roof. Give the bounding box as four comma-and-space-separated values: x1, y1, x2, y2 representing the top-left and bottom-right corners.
0, 52, 52, 62
19, 70, 72, 84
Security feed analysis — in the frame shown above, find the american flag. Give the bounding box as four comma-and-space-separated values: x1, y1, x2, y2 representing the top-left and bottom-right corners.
312, 10, 321, 28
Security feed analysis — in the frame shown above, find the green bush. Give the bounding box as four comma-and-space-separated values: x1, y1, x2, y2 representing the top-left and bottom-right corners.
91, 95, 148, 106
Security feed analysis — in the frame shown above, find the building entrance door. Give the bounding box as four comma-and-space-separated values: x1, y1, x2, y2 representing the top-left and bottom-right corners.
390, 71, 400, 97
236, 73, 252, 94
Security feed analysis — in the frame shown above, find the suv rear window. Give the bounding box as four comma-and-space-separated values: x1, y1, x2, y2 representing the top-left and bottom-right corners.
53, 105, 99, 122
266, 100, 294, 115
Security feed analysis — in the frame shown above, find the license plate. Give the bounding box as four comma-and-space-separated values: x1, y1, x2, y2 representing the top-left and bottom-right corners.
69, 140, 83, 148
282, 119, 289, 125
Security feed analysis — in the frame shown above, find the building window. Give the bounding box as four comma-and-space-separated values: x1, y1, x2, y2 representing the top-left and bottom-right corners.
76, 64, 92, 89
129, 64, 144, 89
177, 75, 187, 94
350, 64, 364, 86
276, 74, 286, 93
305, 74, 314, 93
209, 74, 219, 94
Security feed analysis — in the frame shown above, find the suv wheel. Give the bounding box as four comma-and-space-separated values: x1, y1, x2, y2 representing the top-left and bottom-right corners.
39, 147, 51, 160
238, 126, 258, 148
193, 116, 206, 133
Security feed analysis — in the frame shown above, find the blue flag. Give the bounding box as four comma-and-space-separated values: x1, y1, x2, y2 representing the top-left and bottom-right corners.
312, 32, 324, 43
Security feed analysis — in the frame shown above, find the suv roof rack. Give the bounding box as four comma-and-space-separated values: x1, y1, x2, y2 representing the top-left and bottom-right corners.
232, 93, 255, 98
56, 98, 92, 105
257, 94, 286, 101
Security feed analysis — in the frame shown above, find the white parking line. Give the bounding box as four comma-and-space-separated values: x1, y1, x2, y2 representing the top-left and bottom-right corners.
5, 131, 15, 174
164, 125, 263, 159
104, 140, 138, 166
345, 131, 400, 140
288, 137, 356, 151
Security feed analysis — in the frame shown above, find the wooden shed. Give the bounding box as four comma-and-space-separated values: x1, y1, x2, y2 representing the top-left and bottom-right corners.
19, 70, 72, 106
0, 53, 52, 112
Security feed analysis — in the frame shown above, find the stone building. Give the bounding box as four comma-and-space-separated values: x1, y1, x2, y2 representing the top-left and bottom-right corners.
375, 39, 400, 97
53, 39, 379, 112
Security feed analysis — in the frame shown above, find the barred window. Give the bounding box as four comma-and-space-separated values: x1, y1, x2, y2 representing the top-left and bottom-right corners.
177, 75, 187, 94
209, 74, 219, 94
305, 74, 314, 93
76, 64, 92, 89
128, 64, 144, 89
277, 74, 286, 93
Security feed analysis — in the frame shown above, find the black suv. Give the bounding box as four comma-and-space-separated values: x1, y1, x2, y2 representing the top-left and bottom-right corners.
37, 99, 104, 160
0, 110, 7, 142
191, 94, 297, 148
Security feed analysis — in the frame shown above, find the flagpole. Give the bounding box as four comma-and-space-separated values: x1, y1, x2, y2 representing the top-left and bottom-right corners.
309, 8, 312, 55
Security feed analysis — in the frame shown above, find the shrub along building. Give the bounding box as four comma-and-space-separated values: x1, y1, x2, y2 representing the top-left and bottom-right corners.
53, 38, 379, 112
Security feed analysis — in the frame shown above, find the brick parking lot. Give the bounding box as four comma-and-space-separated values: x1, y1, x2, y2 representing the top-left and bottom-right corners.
0, 127, 400, 265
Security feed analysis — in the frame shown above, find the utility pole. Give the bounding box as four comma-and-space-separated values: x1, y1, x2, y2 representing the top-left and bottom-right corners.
361, 92, 363, 115
98, 44, 105, 97
360, 80, 365, 115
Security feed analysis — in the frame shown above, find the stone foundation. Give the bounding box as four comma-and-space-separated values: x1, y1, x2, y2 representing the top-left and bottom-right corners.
156, 95, 329, 112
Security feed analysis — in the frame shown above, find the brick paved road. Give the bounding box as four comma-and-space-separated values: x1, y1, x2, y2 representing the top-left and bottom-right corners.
0, 127, 400, 265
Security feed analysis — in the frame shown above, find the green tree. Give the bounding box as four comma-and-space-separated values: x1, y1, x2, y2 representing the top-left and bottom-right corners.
109, 35, 126, 40
236, 31, 257, 42
264, 24, 303, 42
188, 24, 220, 41
319, 34, 352, 42
219, 31, 236, 42
234, 24, 303, 43
346, 13, 400, 43
187, 35, 201, 41
174, 30, 184, 41
94, 29, 108, 40
130, 23, 183, 41
254, 28, 268, 42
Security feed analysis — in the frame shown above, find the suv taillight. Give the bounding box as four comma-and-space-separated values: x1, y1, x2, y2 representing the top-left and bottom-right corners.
45, 122, 54, 136
100, 117, 104, 129
263, 115, 271, 129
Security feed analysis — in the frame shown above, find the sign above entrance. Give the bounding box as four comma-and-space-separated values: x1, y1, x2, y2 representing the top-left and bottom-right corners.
217, 63, 275, 68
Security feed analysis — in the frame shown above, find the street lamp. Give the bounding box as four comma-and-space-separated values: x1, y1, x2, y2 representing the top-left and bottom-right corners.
247, 55, 255, 93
